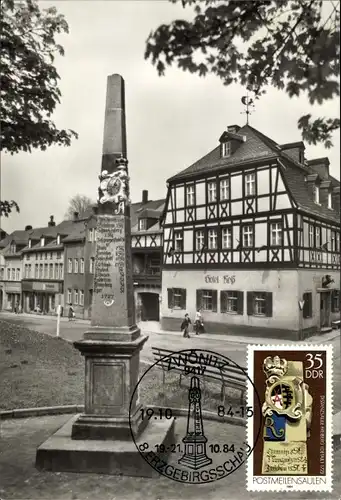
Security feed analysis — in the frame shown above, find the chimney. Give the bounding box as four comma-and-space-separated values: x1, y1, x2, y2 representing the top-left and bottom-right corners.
308, 157, 330, 180
227, 125, 241, 134
48, 215, 55, 227
332, 186, 340, 213
73, 212, 79, 221
142, 190, 148, 204
25, 225, 32, 231
101, 74, 127, 175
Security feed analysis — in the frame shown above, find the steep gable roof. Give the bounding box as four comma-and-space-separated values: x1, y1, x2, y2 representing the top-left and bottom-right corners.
168, 124, 279, 182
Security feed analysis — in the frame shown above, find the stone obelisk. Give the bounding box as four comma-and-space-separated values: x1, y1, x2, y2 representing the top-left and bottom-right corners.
36, 74, 174, 476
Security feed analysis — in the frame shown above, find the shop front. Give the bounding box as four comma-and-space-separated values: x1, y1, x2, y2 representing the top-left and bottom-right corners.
3, 282, 21, 312
22, 281, 64, 315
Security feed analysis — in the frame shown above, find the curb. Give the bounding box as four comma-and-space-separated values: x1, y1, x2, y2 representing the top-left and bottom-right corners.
0, 404, 246, 427
0, 405, 84, 420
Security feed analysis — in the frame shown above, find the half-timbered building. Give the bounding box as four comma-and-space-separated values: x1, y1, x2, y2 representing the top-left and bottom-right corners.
161, 124, 340, 339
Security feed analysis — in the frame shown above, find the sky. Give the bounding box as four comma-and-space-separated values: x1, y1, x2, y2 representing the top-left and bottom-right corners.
1, 0, 340, 234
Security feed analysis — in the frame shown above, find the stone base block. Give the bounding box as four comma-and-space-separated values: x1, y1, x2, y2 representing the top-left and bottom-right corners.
36, 414, 175, 477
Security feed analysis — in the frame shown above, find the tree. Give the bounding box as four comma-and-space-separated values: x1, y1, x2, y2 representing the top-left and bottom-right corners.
145, 0, 340, 147
0, 0, 78, 216
64, 195, 94, 220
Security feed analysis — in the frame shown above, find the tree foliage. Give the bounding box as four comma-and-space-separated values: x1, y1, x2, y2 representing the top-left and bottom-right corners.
145, 0, 340, 147
0, 0, 78, 216
64, 195, 94, 220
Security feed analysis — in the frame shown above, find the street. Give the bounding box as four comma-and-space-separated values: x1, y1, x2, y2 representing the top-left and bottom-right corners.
1, 312, 340, 408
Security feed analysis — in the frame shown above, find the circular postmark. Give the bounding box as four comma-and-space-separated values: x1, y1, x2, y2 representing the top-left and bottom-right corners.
129, 348, 262, 484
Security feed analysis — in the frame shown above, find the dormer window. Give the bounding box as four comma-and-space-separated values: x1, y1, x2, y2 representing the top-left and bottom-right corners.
28, 239, 32, 249
57, 235, 61, 245
221, 141, 231, 158
328, 192, 333, 209
138, 218, 147, 231
10, 243, 16, 253
313, 185, 320, 204
41, 237, 45, 247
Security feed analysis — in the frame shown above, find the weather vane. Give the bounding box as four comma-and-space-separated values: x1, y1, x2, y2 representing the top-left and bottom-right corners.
240, 93, 255, 125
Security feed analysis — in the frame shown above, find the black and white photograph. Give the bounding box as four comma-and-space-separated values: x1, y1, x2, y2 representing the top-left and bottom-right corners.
0, 1, 340, 499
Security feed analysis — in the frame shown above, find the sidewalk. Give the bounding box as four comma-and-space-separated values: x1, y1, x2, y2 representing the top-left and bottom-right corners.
0, 311, 90, 324
139, 320, 340, 345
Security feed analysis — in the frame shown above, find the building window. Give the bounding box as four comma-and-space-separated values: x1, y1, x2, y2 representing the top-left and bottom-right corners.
28, 239, 32, 249
315, 226, 321, 248
68, 258, 72, 273
197, 289, 217, 312
55, 263, 59, 279
245, 173, 256, 196
208, 181, 217, 203
26, 253, 30, 260
49, 264, 53, 279
186, 185, 195, 206
59, 263, 63, 277
41, 237, 45, 247
15, 268, 20, 280
174, 230, 183, 252
221, 227, 232, 249
90, 257, 95, 274
242, 225, 254, 248
74, 289, 79, 305
313, 185, 320, 204
35, 264, 38, 278
167, 288, 186, 309
45, 252, 48, 260
7, 269, 10, 280
138, 219, 147, 231
270, 222, 282, 246
220, 291, 243, 314
0, 268, 3, 280
44, 264, 48, 279
80, 258, 84, 274
88, 229, 94, 242
67, 289, 72, 304
56, 251, 61, 260
11, 269, 15, 280
195, 230, 205, 251
309, 225, 314, 247
50, 252, 53, 260
328, 192, 333, 209
74, 259, 79, 274
247, 292, 272, 317
28, 264, 31, 278
303, 292, 313, 318
220, 178, 230, 200
331, 290, 340, 313
336, 233, 340, 252
39, 253, 43, 260
10, 243, 16, 253
79, 290, 84, 306
208, 228, 218, 250
221, 141, 231, 158
39, 264, 43, 278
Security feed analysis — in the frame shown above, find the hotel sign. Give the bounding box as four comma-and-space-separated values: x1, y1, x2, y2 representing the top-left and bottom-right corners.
204, 274, 236, 285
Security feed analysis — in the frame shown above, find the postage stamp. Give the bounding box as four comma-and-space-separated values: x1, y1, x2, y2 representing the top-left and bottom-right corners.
129, 348, 262, 484
247, 345, 333, 492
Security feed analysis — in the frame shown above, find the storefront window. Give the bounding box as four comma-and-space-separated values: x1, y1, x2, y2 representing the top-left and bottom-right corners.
254, 293, 266, 315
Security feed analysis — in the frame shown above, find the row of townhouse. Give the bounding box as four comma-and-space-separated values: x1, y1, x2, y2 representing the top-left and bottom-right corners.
0, 123, 340, 339
0, 191, 164, 321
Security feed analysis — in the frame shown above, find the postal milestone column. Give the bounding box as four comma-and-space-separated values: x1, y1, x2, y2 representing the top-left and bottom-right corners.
35, 74, 174, 477
70, 75, 175, 454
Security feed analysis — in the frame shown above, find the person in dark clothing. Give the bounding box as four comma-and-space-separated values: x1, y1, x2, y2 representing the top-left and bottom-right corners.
181, 313, 191, 338
68, 305, 75, 321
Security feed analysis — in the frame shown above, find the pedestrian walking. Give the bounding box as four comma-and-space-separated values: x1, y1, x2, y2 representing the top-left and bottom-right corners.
68, 305, 75, 322
194, 309, 203, 335
181, 313, 191, 338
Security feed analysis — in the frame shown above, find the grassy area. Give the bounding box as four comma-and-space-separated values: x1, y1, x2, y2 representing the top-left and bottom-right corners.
0, 319, 242, 412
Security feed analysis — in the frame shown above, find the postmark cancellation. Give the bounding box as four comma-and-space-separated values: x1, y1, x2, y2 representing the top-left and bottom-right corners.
247, 344, 333, 492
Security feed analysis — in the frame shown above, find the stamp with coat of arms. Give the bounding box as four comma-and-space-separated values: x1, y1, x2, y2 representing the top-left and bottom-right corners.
247, 345, 333, 492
